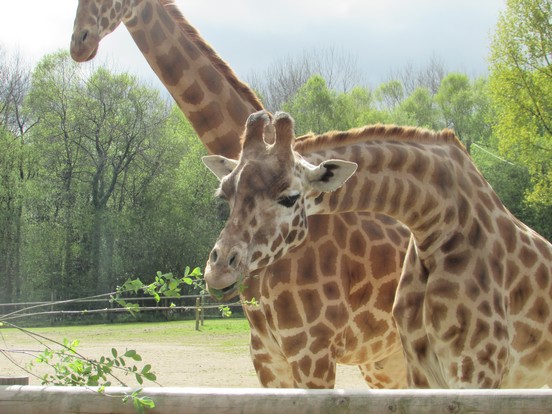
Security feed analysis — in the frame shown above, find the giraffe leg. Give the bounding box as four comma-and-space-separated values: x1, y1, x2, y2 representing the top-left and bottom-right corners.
249, 329, 295, 387
358, 349, 408, 388
392, 238, 443, 388
288, 350, 338, 388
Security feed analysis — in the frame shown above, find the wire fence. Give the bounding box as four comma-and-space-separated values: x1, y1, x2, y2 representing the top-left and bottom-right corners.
0, 295, 244, 327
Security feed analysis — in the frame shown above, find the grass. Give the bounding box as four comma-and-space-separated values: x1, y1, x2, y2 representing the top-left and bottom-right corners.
0, 318, 251, 349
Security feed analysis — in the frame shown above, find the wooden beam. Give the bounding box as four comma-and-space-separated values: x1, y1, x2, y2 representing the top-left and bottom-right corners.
1, 386, 552, 414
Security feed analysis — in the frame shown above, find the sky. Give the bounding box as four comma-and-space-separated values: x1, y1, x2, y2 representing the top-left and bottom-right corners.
0, 0, 505, 92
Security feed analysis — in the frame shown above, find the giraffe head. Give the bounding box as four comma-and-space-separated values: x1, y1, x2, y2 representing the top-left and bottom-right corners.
71, 0, 130, 62
202, 111, 357, 300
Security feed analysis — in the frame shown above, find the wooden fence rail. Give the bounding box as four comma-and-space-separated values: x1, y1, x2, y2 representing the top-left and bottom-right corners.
1, 386, 552, 414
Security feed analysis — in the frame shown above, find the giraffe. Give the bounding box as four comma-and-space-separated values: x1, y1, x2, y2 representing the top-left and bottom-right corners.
69, 0, 410, 388
204, 110, 552, 389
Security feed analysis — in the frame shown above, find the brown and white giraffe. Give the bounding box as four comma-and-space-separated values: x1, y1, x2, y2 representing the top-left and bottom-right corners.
70, 0, 410, 388
204, 110, 552, 389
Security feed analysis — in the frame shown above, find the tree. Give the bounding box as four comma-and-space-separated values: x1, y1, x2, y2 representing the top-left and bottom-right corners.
25, 51, 175, 297
248, 47, 364, 112
0, 47, 35, 303
488, 0, 552, 239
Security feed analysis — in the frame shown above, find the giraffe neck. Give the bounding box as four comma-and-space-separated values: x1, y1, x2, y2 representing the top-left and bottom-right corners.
123, 0, 262, 158
305, 136, 505, 255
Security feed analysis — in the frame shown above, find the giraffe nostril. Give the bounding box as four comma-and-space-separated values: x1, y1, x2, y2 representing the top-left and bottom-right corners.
210, 249, 218, 264
228, 252, 239, 268
81, 30, 89, 43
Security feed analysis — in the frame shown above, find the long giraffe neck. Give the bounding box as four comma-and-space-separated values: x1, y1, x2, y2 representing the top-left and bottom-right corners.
124, 0, 262, 158
300, 126, 506, 254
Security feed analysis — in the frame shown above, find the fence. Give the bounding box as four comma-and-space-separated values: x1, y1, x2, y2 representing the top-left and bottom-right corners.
0, 295, 243, 327
1, 386, 552, 414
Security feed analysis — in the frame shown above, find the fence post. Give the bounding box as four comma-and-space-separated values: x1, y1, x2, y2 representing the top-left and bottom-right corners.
0, 376, 29, 385
195, 297, 201, 331
201, 296, 205, 326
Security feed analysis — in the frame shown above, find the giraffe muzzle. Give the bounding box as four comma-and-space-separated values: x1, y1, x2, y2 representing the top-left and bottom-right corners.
70, 30, 100, 62
204, 242, 247, 301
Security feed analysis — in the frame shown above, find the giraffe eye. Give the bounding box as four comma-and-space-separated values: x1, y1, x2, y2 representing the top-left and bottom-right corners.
278, 194, 300, 208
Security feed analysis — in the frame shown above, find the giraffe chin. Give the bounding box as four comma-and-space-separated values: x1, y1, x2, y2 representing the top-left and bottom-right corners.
207, 283, 239, 302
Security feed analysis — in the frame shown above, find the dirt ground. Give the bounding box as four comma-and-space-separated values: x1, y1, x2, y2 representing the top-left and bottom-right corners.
0, 325, 368, 389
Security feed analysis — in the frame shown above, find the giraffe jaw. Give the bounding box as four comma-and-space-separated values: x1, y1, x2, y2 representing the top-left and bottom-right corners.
208, 283, 240, 302
70, 32, 100, 63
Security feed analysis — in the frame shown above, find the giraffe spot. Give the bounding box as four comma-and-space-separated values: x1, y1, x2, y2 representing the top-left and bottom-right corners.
496, 216, 516, 253
158, 2, 176, 32
298, 289, 323, 324
478, 191, 494, 211
349, 282, 373, 310
536, 238, 552, 260
247, 309, 269, 336
325, 303, 349, 330
157, 46, 190, 86
309, 323, 334, 354
407, 150, 430, 178
319, 240, 338, 277
428, 301, 448, 331
442, 304, 471, 355
443, 250, 470, 274
474, 258, 490, 293
460, 357, 475, 383
273, 291, 303, 330
535, 263, 550, 290
493, 321, 509, 341
349, 230, 367, 257
468, 219, 486, 248
178, 33, 200, 60
427, 278, 459, 299
353, 311, 389, 342
431, 162, 454, 196
297, 247, 317, 285
470, 319, 490, 348
280, 331, 308, 357
493, 289, 506, 319
476, 343, 497, 372
132, 29, 149, 54
298, 356, 312, 377
141, 2, 153, 25
527, 296, 549, 323
505, 260, 520, 289
369, 243, 398, 279
188, 101, 224, 136
209, 130, 241, 159
510, 279, 533, 314
519, 245, 538, 268
441, 232, 464, 254
512, 321, 542, 352
323, 282, 340, 300
374, 280, 397, 313
257, 368, 277, 387
151, 20, 167, 47
226, 89, 250, 128
181, 81, 204, 105
477, 301, 492, 317
412, 337, 429, 359
313, 357, 335, 384
477, 204, 494, 232
332, 215, 349, 250
199, 65, 224, 94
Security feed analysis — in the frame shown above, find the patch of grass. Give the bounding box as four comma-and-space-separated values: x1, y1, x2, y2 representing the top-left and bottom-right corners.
1, 318, 251, 348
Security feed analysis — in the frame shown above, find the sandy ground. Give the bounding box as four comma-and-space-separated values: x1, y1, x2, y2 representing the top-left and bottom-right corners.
0, 324, 368, 389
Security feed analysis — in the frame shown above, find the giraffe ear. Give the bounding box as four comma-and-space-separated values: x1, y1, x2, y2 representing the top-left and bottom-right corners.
202, 155, 238, 181
307, 160, 357, 192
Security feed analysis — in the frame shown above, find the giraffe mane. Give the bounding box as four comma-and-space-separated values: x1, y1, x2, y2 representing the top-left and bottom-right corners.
294, 124, 467, 155
159, 0, 264, 111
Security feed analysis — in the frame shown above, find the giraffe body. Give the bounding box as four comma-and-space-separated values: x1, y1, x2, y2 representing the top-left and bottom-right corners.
70, 1, 409, 388
205, 111, 552, 388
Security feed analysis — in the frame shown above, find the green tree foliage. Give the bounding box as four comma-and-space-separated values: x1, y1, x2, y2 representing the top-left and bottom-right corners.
0, 51, 223, 303
488, 0, 552, 238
